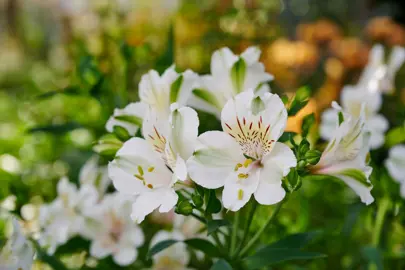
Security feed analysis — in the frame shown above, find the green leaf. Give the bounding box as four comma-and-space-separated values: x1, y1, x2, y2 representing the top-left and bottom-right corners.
211, 259, 233, 270
170, 75, 184, 103
34, 86, 81, 100
278, 132, 297, 143
362, 246, 383, 270
114, 115, 143, 127
230, 58, 247, 93
301, 113, 315, 137
288, 86, 311, 116
244, 248, 326, 269
78, 55, 102, 86
338, 111, 344, 125
192, 193, 204, 208
205, 190, 222, 214
268, 231, 322, 249
207, 219, 231, 235
192, 88, 221, 109
184, 238, 221, 257
27, 123, 81, 134
175, 200, 194, 216
339, 169, 371, 187
148, 240, 178, 258
32, 240, 69, 270
251, 96, 265, 115
385, 126, 405, 147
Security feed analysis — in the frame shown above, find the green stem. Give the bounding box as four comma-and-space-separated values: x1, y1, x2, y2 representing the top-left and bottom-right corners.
239, 201, 285, 257
236, 201, 258, 256
372, 197, 390, 247
230, 211, 240, 256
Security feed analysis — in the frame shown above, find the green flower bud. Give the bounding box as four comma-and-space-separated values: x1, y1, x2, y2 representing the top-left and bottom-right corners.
305, 149, 322, 165
298, 139, 310, 157
192, 193, 203, 208
113, 126, 131, 141
297, 160, 307, 170
175, 200, 193, 216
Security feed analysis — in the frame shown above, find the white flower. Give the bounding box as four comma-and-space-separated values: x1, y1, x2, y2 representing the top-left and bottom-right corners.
139, 66, 198, 117
187, 91, 296, 211
106, 102, 147, 136
314, 103, 374, 205
320, 86, 389, 149
0, 218, 34, 270
85, 193, 144, 266
358, 44, 405, 94
79, 155, 111, 196
188, 47, 274, 118
38, 177, 99, 253
108, 105, 199, 223
150, 230, 190, 270
385, 145, 405, 198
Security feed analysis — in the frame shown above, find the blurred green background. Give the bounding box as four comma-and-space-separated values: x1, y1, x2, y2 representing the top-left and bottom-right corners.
1, 0, 405, 269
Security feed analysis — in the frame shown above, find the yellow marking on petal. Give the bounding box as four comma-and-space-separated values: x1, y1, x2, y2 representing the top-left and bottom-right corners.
148, 166, 155, 172
238, 189, 244, 200
134, 174, 144, 181
234, 163, 243, 171
147, 184, 153, 189
243, 159, 253, 168
238, 173, 249, 179
137, 166, 144, 176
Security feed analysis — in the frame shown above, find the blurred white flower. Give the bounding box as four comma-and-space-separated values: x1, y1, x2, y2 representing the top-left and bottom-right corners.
320, 86, 389, 149
106, 102, 147, 136
0, 218, 34, 270
150, 230, 190, 270
79, 156, 111, 196
189, 47, 273, 118
385, 145, 405, 198
38, 177, 99, 254
85, 193, 144, 266
358, 44, 405, 94
109, 104, 199, 223
314, 102, 374, 205
187, 91, 296, 211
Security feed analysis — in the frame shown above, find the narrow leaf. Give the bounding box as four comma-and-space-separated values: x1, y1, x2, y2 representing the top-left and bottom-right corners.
278, 132, 297, 143
244, 248, 326, 269
207, 219, 231, 235
184, 238, 220, 257
301, 113, 315, 137
148, 239, 178, 258
211, 259, 233, 270
27, 123, 80, 134
268, 231, 322, 249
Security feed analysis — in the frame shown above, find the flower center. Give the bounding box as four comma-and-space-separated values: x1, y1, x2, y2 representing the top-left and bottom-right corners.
224, 116, 275, 159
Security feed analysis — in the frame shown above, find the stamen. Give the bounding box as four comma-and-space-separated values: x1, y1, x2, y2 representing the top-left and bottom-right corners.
134, 174, 144, 181
243, 159, 253, 168
234, 163, 243, 171
238, 189, 244, 200
147, 184, 153, 189
148, 167, 155, 172
138, 166, 144, 176
238, 173, 249, 179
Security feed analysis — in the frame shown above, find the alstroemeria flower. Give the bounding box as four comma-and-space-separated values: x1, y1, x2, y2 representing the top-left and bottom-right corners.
314, 102, 374, 205
79, 155, 111, 196
358, 44, 405, 94
0, 218, 34, 270
150, 230, 190, 270
187, 91, 296, 211
85, 193, 144, 266
320, 86, 389, 149
38, 177, 99, 253
108, 105, 199, 223
106, 102, 146, 136
139, 65, 198, 117
385, 145, 405, 198
189, 47, 274, 118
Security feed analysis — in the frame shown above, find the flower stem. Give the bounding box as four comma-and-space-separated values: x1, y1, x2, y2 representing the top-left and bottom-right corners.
239, 201, 285, 257
230, 211, 240, 256
372, 197, 390, 247
235, 201, 258, 256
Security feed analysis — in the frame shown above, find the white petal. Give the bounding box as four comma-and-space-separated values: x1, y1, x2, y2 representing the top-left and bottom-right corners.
105, 102, 147, 135
169, 106, 199, 160
241, 46, 261, 64
388, 46, 405, 75
320, 108, 338, 141
187, 131, 244, 189
90, 241, 113, 259
131, 188, 178, 223
367, 114, 389, 132
174, 156, 187, 181
263, 142, 297, 175
117, 137, 161, 162
222, 171, 260, 211
254, 165, 285, 205
113, 246, 137, 266
385, 145, 405, 182
341, 85, 382, 114
139, 70, 171, 112
336, 175, 374, 205
211, 47, 238, 75
176, 70, 199, 107
108, 161, 147, 195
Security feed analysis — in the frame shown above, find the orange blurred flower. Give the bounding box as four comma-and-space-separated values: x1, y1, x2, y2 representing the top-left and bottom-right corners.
366, 16, 405, 46
329, 38, 369, 69
297, 19, 343, 45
